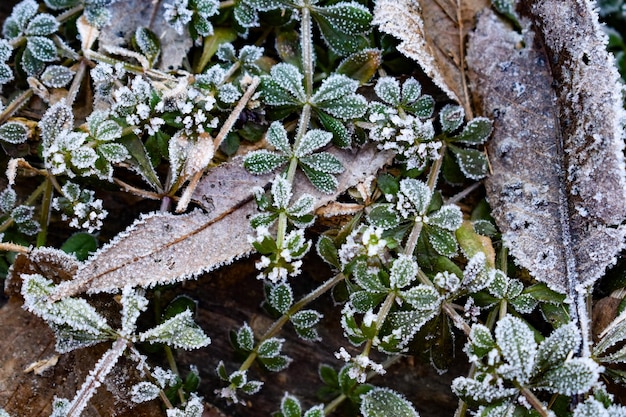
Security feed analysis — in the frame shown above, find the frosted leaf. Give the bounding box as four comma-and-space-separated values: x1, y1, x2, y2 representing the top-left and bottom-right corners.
167, 394, 204, 417
360, 387, 419, 417
595, 309, 626, 357
452, 117, 493, 145
312, 74, 359, 104
303, 405, 324, 417
291, 309, 322, 329
451, 376, 517, 404
317, 94, 367, 120
130, 381, 160, 403
0, 188, 16, 213
39, 100, 74, 144
534, 357, 601, 395
299, 152, 344, 174
389, 254, 417, 289
139, 309, 210, 350
244, 149, 289, 175
25, 13, 59, 36
439, 104, 464, 134
218, 83, 241, 103
494, 315, 536, 385
353, 262, 387, 293
238, 45, 264, 64
0, 39, 13, 62
0, 64, 13, 85
374, 76, 401, 106
26, 36, 57, 62
0, 122, 29, 144
40, 65, 74, 88
257, 337, 285, 359
134, 27, 161, 64
387, 307, 439, 350
217, 43, 236, 61
268, 282, 293, 314
71, 147, 99, 170
573, 399, 610, 417
461, 253, 492, 293
120, 286, 149, 336
280, 393, 302, 417
466, 323, 495, 360
396, 178, 431, 218
286, 194, 315, 218
428, 205, 463, 231
9, 0, 38, 32
488, 270, 509, 299
153, 366, 179, 388
271, 174, 293, 210
88, 111, 122, 142
266, 121, 291, 155
401, 284, 441, 311
294, 129, 333, 158
450, 146, 488, 180
236, 322, 255, 351
534, 322, 581, 373
401, 77, 422, 104
267, 63, 306, 103
241, 380, 263, 395
98, 142, 130, 163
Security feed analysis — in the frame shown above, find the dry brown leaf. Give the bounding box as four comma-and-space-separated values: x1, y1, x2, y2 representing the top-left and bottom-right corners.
373, 0, 489, 114
27, 145, 393, 299
98, 0, 192, 71
466, 3, 626, 298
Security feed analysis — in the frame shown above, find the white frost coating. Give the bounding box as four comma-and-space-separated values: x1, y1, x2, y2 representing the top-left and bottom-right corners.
373, 0, 459, 102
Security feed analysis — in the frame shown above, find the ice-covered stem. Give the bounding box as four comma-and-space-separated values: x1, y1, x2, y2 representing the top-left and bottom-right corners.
66, 59, 89, 106
237, 272, 346, 374
83, 50, 176, 81
0, 89, 33, 125
66, 338, 128, 417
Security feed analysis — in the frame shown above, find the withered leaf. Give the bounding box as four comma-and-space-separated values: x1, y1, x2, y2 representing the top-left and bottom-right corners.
97, 0, 191, 71
373, 0, 489, 114
35, 146, 392, 299
466, 2, 626, 295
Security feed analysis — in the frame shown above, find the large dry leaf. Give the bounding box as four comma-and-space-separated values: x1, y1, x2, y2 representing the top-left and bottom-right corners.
373, 0, 489, 113
466, 2, 626, 296
24, 146, 392, 299
98, 0, 192, 71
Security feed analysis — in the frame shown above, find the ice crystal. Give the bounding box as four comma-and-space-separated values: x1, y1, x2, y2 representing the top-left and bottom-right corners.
130, 381, 160, 403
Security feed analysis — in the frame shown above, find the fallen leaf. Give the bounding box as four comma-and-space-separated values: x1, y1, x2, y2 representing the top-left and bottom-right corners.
98, 0, 192, 71
373, 0, 489, 114
26, 145, 393, 299
466, 3, 626, 296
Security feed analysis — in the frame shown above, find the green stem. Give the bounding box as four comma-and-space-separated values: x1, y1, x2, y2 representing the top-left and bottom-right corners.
237, 272, 346, 374
36, 177, 54, 247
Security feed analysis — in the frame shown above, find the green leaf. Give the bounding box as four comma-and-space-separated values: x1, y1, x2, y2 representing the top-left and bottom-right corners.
264, 63, 306, 103
367, 204, 400, 230
406, 95, 435, 119
139, 310, 211, 350
260, 354, 292, 372
119, 135, 162, 192
448, 145, 489, 180
318, 94, 368, 120
451, 117, 493, 144
133, 27, 161, 65
0, 122, 28, 144
389, 254, 418, 289
534, 358, 600, 395
26, 36, 57, 62
360, 387, 419, 417
312, 74, 359, 104
426, 226, 458, 257
401, 284, 441, 311
300, 164, 338, 194
494, 315, 537, 384
240, 380, 263, 395
269, 282, 293, 314
303, 405, 324, 417
280, 394, 302, 417
451, 377, 517, 406
98, 142, 130, 163
316, 235, 340, 268
299, 152, 344, 174
316, 111, 351, 148
398, 178, 431, 216
267, 121, 292, 155
467, 323, 496, 359
353, 261, 387, 293
534, 322, 581, 373
336, 48, 380, 84
0, 64, 13, 85
60, 233, 98, 261
44, 0, 81, 9
312, 2, 372, 56
10, 0, 38, 32
235, 322, 255, 351
41, 65, 74, 88
319, 364, 338, 387
25, 13, 59, 36
20, 47, 46, 76
439, 104, 464, 133
428, 205, 463, 231
374, 76, 400, 106
291, 310, 322, 329
257, 337, 284, 359
244, 150, 289, 174
350, 290, 385, 312
294, 129, 333, 157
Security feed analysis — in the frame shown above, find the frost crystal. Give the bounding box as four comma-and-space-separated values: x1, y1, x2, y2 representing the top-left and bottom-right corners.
130, 381, 160, 403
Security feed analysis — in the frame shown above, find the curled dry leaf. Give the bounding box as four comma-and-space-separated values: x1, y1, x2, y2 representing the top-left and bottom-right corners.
13, 145, 392, 299
466, 2, 626, 297
373, 0, 489, 114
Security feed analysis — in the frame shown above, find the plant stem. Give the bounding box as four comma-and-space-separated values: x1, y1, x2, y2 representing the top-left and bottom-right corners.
0, 89, 34, 125
518, 385, 550, 417
36, 177, 54, 247
237, 272, 346, 374
66, 59, 88, 106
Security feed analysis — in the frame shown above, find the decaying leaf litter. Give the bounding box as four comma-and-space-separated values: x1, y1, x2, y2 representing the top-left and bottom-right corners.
1, 0, 626, 415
